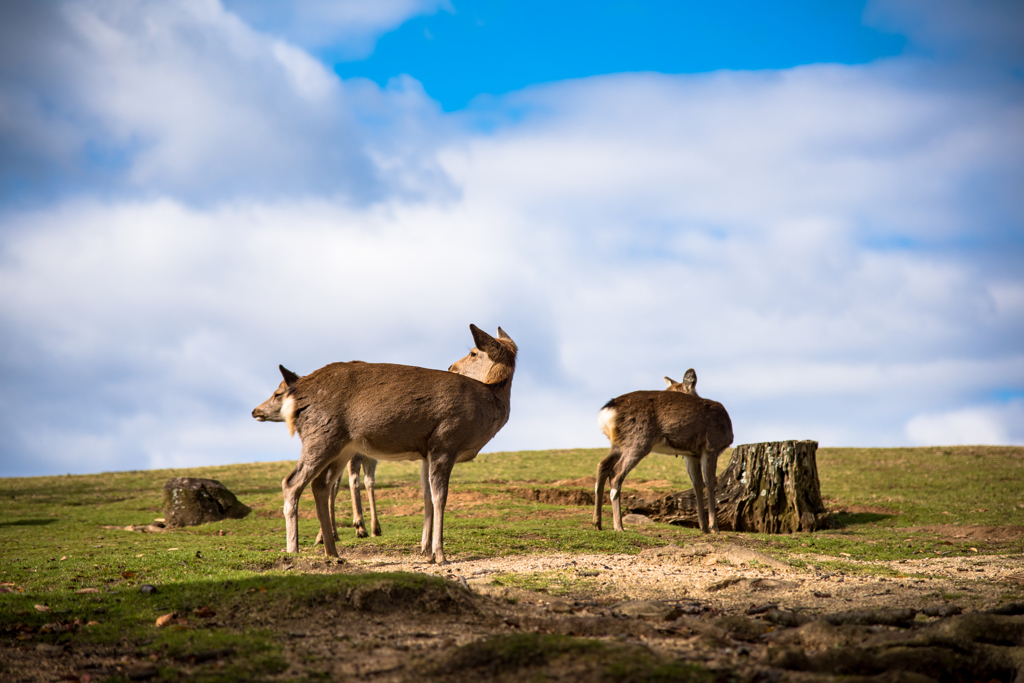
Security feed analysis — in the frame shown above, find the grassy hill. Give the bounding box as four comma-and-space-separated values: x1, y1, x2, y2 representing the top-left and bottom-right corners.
1, 445, 1021, 681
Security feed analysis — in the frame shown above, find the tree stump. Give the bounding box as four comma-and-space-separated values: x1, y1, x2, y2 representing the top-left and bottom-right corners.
625, 440, 828, 533
163, 477, 251, 528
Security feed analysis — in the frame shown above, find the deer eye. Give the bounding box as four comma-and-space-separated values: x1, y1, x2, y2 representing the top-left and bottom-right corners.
470, 351, 477, 357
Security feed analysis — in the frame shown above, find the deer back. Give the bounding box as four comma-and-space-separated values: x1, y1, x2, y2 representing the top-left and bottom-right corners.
287, 361, 511, 457
603, 390, 733, 454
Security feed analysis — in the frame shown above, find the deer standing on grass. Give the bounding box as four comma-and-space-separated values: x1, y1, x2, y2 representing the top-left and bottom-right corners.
594, 368, 733, 533
255, 360, 383, 543
252, 325, 517, 564
260, 353, 500, 545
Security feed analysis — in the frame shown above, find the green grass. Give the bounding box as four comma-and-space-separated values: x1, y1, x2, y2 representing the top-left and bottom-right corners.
1, 444, 1022, 677
817, 445, 1024, 527
2, 446, 1022, 592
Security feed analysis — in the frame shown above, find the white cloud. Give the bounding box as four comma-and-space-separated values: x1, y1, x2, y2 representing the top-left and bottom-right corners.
0, 0, 450, 204
1, 1, 1022, 476
905, 401, 1024, 445
223, 0, 451, 59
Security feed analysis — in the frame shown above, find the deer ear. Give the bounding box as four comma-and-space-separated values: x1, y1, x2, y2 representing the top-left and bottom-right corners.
469, 324, 498, 354
683, 368, 697, 388
279, 365, 300, 387
664, 376, 676, 387
497, 327, 512, 340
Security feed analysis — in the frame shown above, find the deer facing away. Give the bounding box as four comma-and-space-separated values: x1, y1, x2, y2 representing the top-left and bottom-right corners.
595, 368, 733, 533
252, 325, 517, 564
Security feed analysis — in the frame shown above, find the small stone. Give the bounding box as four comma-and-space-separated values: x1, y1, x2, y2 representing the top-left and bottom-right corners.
33, 604, 50, 612
546, 599, 574, 613
613, 600, 681, 620
139, 584, 158, 595
925, 604, 961, 617
622, 513, 655, 525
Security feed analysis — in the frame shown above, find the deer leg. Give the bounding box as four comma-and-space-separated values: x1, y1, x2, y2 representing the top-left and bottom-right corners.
420, 459, 433, 556
363, 457, 382, 536
282, 449, 336, 554
685, 455, 709, 533
609, 448, 647, 532
702, 449, 721, 533
348, 455, 368, 538
314, 464, 343, 545
594, 448, 621, 530
427, 453, 457, 565
329, 471, 340, 541
311, 464, 343, 558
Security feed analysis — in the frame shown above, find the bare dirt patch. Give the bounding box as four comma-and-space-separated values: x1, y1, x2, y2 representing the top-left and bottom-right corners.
4, 545, 1023, 682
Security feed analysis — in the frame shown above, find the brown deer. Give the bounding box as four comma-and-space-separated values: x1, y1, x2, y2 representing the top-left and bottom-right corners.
255, 361, 383, 544
252, 325, 516, 564
594, 368, 733, 533
264, 353, 498, 546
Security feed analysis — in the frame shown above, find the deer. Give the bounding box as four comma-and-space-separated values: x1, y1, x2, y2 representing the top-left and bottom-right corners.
594, 368, 733, 534
252, 325, 517, 565
255, 359, 383, 544
263, 354, 497, 546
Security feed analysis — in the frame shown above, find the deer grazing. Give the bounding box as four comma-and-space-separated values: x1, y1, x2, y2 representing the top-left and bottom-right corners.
594, 368, 733, 533
252, 325, 517, 564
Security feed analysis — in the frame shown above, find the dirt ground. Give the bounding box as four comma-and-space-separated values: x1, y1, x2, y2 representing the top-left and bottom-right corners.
251, 542, 1024, 681
3, 538, 1023, 681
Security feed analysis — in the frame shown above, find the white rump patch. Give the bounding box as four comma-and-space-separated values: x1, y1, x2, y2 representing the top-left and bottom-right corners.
598, 407, 618, 443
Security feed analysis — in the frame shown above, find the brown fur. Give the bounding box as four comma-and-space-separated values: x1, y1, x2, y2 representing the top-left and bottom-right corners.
595, 369, 733, 533
254, 325, 516, 564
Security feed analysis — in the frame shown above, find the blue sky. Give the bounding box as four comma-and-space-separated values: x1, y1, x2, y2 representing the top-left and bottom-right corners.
0, 0, 1022, 477
323, 1, 907, 110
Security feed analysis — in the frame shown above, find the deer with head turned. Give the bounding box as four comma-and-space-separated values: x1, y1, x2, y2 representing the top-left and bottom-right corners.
594, 368, 733, 533
252, 325, 517, 564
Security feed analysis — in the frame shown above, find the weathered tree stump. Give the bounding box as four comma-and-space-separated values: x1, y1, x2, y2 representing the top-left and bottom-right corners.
626, 440, 828, 532
163, 477, 251, 528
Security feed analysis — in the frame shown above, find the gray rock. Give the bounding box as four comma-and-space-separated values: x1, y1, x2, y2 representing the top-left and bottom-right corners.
622, 513, 655, 525
163, 477, 250, 527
